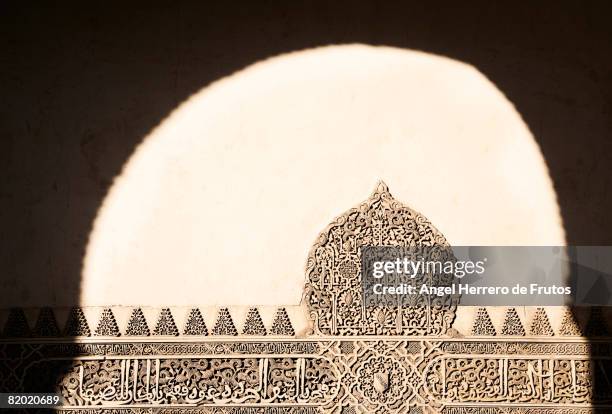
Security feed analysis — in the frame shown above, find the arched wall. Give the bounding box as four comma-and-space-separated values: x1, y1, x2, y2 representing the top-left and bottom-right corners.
79, 44, 564, 307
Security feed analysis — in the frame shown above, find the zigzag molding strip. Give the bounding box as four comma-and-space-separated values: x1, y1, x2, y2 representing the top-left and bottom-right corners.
1, 306, 607, 339
0, 306, 301, 338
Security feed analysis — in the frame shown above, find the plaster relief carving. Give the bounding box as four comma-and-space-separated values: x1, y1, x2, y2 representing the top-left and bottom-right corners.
0, 184, 611, 413
304, 182, 457, 336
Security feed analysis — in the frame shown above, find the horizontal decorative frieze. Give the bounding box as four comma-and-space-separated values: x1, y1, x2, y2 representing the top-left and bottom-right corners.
3, 338, 612, 412
2, 306, 609, 339
55, 356, 339, 407
0, 306, 303, 339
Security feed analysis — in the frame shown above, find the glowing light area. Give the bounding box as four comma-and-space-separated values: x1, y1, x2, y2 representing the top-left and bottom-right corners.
81, 45, 565, 307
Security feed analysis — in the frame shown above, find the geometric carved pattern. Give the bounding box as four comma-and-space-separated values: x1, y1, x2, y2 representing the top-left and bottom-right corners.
2, 307, 30, 338
339, 341, 355, 354
529, 307, 554, 336
500, 307, 525, 336
242, 307, 266, 335
94, 308, 120, 337
304, 182, 456, 336
2, 184, 612, 413
471, 307, 496, 336
125, 308, 150, 336
33, 307, 60, 337
183, 308, 208, 336
64, 307, 91, 337
0, 338, 607, 411
153, 308, 179, 336
270, 307, 295, 336
212, 307, 238, 336
559, 307, 582, 336
585, 307, 609, 337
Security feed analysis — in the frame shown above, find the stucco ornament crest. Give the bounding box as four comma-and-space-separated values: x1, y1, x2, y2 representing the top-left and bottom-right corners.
304, 181, 457, 336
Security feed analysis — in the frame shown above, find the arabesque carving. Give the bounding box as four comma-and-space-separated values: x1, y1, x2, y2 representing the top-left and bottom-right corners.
1, 183, 611, 413
304, 182, 456, 336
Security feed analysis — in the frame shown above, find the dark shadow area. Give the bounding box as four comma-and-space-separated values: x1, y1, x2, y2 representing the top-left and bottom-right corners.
0, 0, 611, 410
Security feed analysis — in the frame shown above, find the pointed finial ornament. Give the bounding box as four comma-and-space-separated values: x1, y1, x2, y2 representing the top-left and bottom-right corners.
529, 307, 554, 336
373, 180, 390, 196
270, 307, 295, 336
64, 307, 91, 337
559, 307, 582, 336
126, 308, 150, 336
2, 308, 30, 338
183, 308, 208, 336
153, 308, 179, 336
212, 308, 238, 336
501, 307, 525, 336
95, 308, 120, 337
472, 307, 496, 336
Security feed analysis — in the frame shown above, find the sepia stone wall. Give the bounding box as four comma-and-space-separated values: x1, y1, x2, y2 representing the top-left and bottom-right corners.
1, 184, 610, 413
